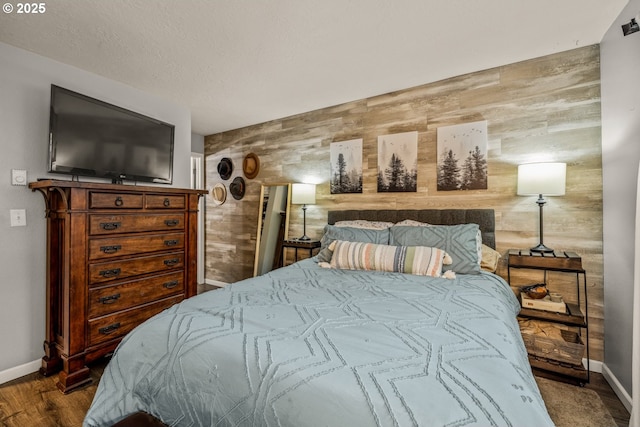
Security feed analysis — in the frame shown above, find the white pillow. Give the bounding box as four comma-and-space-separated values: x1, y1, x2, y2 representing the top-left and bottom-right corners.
334, 220, 394, 230
395, 219, 431, 227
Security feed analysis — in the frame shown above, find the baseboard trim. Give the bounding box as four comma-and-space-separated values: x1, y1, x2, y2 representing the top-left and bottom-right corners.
205, 278, 229, 288
602, 363, 633, 413
586, 358, 603, 373
0, 359, 40, 386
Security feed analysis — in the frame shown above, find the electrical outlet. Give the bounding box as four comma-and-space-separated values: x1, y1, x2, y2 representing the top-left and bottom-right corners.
11, 169, 27, 186
10, 209, 26, 227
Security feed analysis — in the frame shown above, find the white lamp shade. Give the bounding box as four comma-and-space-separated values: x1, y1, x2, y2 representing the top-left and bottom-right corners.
291, 183, 316, 205
517, 162, 566, 196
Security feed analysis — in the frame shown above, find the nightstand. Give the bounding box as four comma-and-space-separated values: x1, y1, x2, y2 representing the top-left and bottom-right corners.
507, 249, 589, 385
281, 239, 321, 266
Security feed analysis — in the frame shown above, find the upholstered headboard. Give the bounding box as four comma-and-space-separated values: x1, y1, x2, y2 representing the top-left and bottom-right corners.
327, 209, 496, 249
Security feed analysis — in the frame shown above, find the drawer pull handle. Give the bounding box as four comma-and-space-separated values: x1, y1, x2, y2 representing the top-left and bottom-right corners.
99, 268, 121, 278
100, 222, 121, 231
163, 198, 170, 207
100, 245, 122, 254
164, 219, 179, 227
99, 323, 121, 335
164, 239, 179, 247
114, 197, 124, 207
163, 280, 179, 289
99, 293, 121, 304
164, 258, 180, 267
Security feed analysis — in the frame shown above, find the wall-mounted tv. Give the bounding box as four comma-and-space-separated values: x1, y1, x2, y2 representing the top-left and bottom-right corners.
48, 85, 175, 184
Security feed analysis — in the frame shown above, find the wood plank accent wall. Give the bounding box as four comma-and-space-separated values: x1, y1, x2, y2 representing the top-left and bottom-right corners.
204, 45, 603, 361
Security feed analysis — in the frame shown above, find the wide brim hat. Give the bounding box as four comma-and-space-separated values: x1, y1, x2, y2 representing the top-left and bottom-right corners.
211, 183, 227, 206
243, 153, 260, 179
230, 176, 246, 200
217, 157, 233, 180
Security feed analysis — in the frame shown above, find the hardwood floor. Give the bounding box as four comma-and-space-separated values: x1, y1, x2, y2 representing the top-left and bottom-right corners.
0, 361, 630, 427
585, 374, 631, 427
0, 360, 105, 427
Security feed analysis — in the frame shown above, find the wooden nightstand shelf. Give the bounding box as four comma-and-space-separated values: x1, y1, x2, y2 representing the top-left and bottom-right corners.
281, 239, 321, 266
507, 249, 589, 385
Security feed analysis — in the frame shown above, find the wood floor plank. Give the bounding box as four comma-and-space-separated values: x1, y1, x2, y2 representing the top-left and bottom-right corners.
0, 362, 103, 427
583, 374, 631, 427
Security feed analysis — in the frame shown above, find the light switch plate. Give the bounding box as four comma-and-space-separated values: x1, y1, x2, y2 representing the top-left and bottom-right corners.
10, 209, 26, 227
11, 169, 27, 186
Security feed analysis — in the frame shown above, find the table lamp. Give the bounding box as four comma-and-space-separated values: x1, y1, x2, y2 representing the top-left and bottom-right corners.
517, 162, 566, 253
291, 183, 316, 241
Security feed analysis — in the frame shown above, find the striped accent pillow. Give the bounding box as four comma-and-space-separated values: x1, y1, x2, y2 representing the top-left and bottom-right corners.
329, 240, 448, 277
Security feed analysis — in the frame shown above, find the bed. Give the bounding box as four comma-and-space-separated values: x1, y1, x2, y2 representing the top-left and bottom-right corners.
84, 209, 553, 427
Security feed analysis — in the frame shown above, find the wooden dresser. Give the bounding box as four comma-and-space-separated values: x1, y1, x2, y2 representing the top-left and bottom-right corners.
29, 180, 207, 393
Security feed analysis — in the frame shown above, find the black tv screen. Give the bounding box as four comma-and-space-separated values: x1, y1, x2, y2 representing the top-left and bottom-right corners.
48, 85, 174, 184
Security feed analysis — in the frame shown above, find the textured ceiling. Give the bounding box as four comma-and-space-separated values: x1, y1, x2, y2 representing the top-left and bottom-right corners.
0, 0, 628, 135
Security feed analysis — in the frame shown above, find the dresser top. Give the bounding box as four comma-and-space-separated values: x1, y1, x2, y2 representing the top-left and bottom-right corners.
29, 179, 208, 195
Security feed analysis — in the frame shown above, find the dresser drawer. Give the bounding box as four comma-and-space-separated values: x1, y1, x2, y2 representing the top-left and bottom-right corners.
145, 194, 186, 209
89, 192, 143, 209
88, 271, 184, 318
89, 213, 185, 235
87, 295, 183, 347
89, 252, 185, 285
89, 232, 185, 260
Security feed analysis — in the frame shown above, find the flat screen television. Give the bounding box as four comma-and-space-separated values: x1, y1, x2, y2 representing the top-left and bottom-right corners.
48, 85, 175, 184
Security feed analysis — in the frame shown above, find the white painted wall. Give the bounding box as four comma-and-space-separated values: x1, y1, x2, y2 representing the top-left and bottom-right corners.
601, 0, 640, 399
0, 42, 191, 378
191, 132, 204, 153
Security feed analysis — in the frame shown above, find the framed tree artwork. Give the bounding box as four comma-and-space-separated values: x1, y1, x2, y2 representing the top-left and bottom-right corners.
330, 138, 363, 194
377, 131, 418, 192
437, 121, 488, 191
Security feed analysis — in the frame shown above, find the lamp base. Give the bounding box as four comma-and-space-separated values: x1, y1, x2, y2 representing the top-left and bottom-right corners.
530, 243, 554, 253
298, 204, 310, 241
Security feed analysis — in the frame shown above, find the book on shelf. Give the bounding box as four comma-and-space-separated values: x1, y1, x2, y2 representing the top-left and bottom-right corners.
521, 293, 567, 314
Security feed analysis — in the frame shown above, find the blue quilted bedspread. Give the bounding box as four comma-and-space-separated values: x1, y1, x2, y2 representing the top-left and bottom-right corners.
84, 259, 553, 427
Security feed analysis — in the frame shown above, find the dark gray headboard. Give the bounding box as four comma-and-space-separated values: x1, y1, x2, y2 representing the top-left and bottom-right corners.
328, 209, 496, 249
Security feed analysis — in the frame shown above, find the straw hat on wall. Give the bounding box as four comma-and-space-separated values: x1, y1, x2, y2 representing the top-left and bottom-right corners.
211, 183, 227, 205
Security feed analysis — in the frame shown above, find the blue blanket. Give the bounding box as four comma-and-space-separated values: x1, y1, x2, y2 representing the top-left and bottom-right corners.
84, 259, 553, 427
